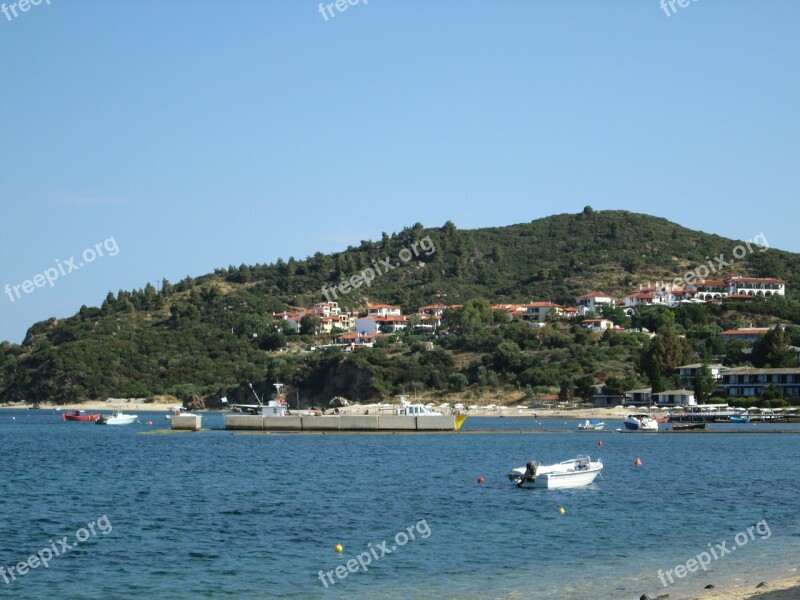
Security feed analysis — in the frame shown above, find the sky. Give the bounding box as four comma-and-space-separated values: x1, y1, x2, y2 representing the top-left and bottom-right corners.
1, 0, 798, 343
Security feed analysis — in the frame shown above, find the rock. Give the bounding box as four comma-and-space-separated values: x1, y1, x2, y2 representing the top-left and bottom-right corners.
640, 595, 651, 600
704, 584, 715, 589
183, 393, 205, 411
756, 582, 768, 588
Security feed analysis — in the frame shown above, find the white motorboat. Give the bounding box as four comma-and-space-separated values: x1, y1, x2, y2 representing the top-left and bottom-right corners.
623, 414, 659, 431
165, 406, 198, 420
97, 411, 138, 425
577, 419, 605, 431
509, 456, 603, 489
395, 395, 442, 416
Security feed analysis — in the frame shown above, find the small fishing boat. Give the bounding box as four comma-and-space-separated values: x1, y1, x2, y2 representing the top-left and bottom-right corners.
673, 422, 706, 431
165, 406, 198, 420
623, 414, 659, 432
63, 410, 101, 422
577, 419, 605, 431
97, 411, 138, 425
508, 456, 603, 489
730, 415, 750, 423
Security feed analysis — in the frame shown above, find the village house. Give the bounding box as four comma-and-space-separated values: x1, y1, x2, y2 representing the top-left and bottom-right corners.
312, 301, 341, 317
592, 384, 627, 407
356, 314, 408, 335
366, 303, 403, 317
575, 292, 614, 317
654, 389, 697, 408
580, 318, 614, 331
719, 328, 771, 343
334, 332, 383, 350
718, 367, 800, 400
675, 363, 725, 388
690, 279, 728, 300
624, 388, 653, 407
726, 277, 785, 297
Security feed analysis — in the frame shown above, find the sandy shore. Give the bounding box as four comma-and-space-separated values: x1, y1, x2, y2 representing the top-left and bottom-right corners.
686, 573, 800, 599
0, 400, 177, 412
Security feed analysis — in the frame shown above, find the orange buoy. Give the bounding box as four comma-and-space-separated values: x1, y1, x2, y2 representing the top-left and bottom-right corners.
634, 457, 642, 466
597, 441, 603, 447
477, 476, 485, 484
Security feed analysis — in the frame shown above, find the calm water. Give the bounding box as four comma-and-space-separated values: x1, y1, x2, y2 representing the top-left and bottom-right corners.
1, 411, 799, 599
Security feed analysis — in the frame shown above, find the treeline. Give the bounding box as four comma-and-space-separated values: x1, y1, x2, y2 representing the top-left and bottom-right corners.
3, 209, 800, 405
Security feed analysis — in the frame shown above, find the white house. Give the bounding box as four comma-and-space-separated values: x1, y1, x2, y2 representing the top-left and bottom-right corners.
312, 302, 341, 317
520, 302, 562, 323
366, 304, 402, 317
690, 279, 728, 300
654, 389, 697, 407
356, 315, 407, 335
726, 277, 785, 297
624, 388, 653, 407
719, 367, 800, 400
675, 363, 724, 388
580, 318, 614, 331
575, 292, 614, 317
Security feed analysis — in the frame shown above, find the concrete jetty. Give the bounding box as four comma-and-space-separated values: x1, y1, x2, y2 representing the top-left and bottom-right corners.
224, 414, 466, 432
171, 415, 202, 431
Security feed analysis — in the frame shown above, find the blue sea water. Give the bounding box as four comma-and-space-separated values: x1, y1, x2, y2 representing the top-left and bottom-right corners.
1, 411, 799, 599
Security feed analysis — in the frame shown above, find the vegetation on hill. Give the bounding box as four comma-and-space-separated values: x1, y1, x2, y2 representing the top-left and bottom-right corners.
2, 209, 800, 406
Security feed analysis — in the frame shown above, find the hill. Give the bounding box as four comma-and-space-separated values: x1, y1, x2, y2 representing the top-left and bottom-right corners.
2, 208, 800, 406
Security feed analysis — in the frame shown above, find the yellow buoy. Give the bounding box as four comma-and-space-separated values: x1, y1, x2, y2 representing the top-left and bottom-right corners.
335, 544, 343, 553
558, 507, 565, 515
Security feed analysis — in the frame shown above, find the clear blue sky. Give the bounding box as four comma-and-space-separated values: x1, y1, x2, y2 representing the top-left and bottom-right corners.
1, 0, 798, 343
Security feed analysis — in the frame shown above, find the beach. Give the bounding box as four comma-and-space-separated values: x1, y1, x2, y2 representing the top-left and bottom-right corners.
0, 398, 177, 412
689, 574, 800, 599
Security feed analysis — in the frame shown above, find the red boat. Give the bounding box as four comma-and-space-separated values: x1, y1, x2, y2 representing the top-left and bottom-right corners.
62, 410, 101, 422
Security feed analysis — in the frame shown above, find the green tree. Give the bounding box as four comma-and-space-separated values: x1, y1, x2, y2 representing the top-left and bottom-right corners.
493, 341, 521, 372
599, 304, 630, 328
575, 375, 595, 402
559, 377, 574, 404
299, 314, 321, 336
632, 305, 675, 333
640, 329, 694, 388
751, 328, 797, 368
693, 363, 716, 403
444, 299, 494, 333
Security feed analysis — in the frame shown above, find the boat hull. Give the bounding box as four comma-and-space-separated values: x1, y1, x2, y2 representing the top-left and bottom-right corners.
63, 414, 101, 422
623, 415, 659, 431
510, 457, 603, 489
97, 415, 138, 425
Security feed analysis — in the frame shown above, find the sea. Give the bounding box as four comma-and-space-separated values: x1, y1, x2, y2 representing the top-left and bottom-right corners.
1, 411, 798, 599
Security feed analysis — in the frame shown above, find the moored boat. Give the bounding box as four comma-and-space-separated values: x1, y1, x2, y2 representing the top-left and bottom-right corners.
623, 414, 659, 431
97, 411, 138, 425
63, 410, 101, 422
577, 419, 605, 431
672, 422, 706, 431
509, 456, 603, 489
729, 415, 750, 423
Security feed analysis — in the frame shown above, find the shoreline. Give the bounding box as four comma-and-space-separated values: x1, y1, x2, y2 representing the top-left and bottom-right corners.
686, 572, 800, 599
0, 401, 177, 413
